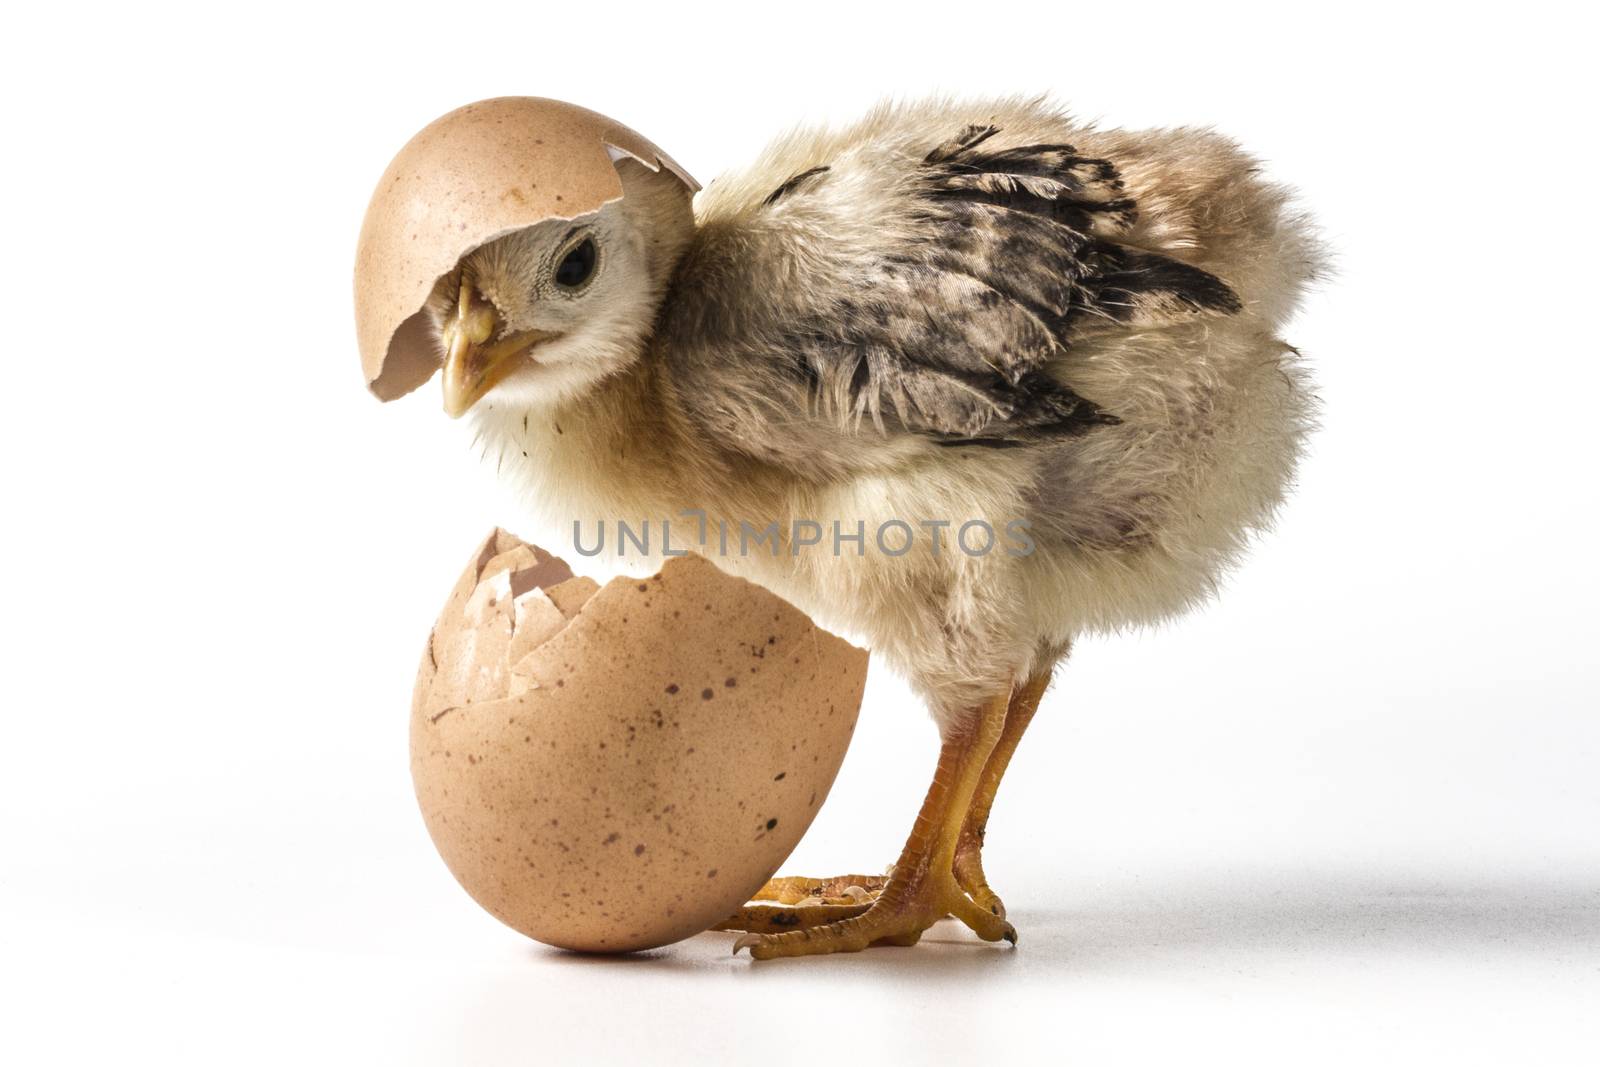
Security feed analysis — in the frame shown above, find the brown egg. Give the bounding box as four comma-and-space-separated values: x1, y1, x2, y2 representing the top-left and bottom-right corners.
353, 97, 697, 402
411, 530, 868, 952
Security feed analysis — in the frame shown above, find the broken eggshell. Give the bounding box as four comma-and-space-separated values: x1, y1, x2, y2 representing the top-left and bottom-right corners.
354, 97, 698, 402
411, 530, 868, 953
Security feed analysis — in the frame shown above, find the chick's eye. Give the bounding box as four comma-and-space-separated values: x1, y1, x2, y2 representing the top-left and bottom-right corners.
554, 238, 597, 289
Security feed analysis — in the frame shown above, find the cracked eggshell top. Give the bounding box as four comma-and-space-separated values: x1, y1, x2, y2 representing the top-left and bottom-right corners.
354, 97, 698, 401
411, 530, 869, 953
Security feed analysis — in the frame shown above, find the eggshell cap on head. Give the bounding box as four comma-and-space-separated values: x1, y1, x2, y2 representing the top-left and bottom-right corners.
353, 97, 699, 401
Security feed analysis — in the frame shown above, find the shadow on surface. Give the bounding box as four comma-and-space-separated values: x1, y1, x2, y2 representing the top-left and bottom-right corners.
523, 870, 1600, 980
1038, 872, 1599, 971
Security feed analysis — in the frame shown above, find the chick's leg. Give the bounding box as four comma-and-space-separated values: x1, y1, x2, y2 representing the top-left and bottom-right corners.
953, 667, 1052, 920
733, 690, 1016, 958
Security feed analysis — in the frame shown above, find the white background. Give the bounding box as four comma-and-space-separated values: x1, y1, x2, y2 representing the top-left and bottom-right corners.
3, 2, 1596, 1064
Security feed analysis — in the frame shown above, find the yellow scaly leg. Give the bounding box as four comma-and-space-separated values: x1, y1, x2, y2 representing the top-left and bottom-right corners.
953, 667, 1052, 920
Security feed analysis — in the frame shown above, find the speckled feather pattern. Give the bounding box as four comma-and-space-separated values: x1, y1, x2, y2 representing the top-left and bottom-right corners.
462, 97, 1324, 726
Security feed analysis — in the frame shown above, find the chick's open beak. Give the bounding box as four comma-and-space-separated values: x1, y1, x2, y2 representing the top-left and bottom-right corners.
440, 276, 558, 418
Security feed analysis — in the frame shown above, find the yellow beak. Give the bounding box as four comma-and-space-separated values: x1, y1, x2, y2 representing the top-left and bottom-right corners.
440, 276, 558, 418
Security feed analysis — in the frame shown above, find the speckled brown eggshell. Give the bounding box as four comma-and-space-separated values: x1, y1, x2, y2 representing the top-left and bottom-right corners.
411, 530, 868, 953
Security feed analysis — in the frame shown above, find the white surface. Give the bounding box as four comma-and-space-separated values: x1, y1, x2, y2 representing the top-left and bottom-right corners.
3, 2, 1596, 1064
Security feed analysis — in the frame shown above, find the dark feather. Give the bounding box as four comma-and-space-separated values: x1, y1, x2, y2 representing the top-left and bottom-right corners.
763, 165, 831, 206
665, 124, 1241, 452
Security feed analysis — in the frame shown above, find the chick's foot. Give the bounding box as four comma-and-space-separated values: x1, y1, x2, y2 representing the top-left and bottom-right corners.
732, 869, 1014, 958
733, 690, 1018, 959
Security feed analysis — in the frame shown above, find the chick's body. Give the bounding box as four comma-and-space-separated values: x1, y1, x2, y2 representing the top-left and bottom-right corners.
442, 97, 1321, 957
472, 98, 1318, 720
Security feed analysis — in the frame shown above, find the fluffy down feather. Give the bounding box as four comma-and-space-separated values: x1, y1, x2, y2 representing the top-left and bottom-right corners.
473, 96, 1324, 722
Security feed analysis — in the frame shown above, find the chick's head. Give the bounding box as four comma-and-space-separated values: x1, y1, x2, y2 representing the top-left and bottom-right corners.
424, 158, 695, 417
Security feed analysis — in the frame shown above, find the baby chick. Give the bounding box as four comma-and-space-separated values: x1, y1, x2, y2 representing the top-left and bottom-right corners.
417, 97, 1321, 959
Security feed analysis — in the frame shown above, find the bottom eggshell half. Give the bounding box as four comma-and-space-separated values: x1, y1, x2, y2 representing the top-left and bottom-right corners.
411, 529, 869, 952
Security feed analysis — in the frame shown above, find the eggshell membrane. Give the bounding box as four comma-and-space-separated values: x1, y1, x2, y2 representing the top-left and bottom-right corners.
354, 97, 698, 401
411, 530, 868, 952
